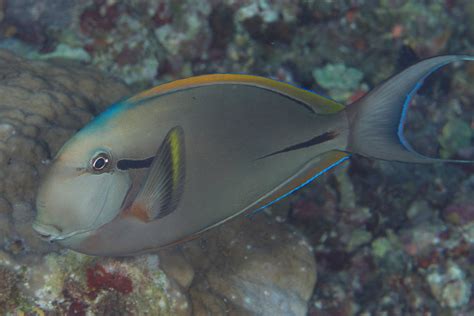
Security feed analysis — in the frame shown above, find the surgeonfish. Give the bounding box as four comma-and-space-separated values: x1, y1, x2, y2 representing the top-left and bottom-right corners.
33, 55, 473, 256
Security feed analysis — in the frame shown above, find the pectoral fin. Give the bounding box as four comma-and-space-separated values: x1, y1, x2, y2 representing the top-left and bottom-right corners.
130, 126, 186, 221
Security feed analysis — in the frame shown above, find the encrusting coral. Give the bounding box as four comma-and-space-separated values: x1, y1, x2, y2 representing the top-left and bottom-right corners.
0, 265, 19, 312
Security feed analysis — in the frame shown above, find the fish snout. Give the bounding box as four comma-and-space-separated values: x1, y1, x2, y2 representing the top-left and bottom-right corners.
32, 221, 63, 243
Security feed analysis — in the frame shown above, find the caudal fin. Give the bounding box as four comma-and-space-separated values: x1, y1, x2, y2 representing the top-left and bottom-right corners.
346, 55, 474, 163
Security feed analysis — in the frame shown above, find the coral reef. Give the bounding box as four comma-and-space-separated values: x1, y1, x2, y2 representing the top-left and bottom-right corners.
426, 261, 471, 308
0, 265, 19, 313
20, 251, 183, 314
1, 213, 315, 315
438, 118, 472, 158
312, 63, 364, 102
0, 1, 473, 315
183, 213, 316, 315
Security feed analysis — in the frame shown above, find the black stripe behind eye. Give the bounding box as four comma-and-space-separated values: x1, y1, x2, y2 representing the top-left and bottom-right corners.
117, 156, 155, 170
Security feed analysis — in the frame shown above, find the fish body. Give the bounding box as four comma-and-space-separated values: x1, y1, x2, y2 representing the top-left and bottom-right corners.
33, 56, 473, 256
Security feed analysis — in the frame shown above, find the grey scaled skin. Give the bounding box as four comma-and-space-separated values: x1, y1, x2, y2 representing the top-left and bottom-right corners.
33, 56, 473, 256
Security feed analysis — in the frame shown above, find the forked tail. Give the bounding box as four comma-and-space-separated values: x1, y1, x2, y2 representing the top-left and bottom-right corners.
346, 55, 473, 163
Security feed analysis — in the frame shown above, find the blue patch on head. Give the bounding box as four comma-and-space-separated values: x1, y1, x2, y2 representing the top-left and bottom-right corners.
80, 99, 133, 134
248, 155, 351, 217
54, 100, 131, 157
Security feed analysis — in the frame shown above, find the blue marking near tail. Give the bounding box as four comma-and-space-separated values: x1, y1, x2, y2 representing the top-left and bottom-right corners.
397, 60, 465, 152
247, 154, 351, 217
398, 80, 423, 152
397, 62, 444, 152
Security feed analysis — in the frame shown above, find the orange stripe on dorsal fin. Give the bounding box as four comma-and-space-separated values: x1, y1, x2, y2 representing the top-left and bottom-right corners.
128, 74, 345, 114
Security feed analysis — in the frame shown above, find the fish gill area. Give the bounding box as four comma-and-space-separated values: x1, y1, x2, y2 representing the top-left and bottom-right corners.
0, 1, 473, 315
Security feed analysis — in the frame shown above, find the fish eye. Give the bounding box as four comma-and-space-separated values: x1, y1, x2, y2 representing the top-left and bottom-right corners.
91, 153, 110, 172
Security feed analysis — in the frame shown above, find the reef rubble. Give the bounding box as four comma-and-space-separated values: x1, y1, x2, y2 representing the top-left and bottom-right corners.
0, 1, 473, 315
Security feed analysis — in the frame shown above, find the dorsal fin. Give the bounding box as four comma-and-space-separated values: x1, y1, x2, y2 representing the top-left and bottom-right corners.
128, 74, 345, 114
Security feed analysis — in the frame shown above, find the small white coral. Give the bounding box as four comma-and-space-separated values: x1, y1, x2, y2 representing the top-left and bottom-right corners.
426, 262, 471, 308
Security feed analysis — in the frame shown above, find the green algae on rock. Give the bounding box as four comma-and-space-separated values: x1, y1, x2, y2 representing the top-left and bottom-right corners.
438, 118, 472, 159
312, 63, 364, 102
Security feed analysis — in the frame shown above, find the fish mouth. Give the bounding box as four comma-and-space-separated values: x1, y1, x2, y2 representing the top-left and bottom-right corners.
32, 182, 119, 244
32, 221, 62, 242
32, 221, 94, 243
32, 196, 114, 243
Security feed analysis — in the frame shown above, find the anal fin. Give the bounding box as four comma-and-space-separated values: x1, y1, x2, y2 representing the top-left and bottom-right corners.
247, 150, 351, 216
